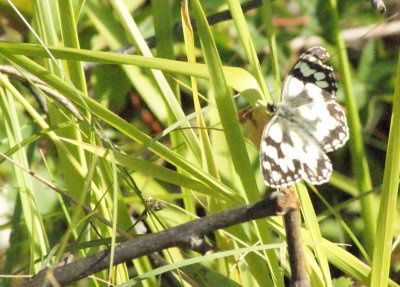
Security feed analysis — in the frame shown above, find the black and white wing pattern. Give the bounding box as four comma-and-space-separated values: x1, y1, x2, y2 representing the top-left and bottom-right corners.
282, 47, 349, 152
260, 47, 349, 188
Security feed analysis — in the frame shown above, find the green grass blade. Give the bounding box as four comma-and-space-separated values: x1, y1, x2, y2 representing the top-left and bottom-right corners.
261, 0, 280, 100
109, 0, 202, 161
0, 42, 263, 104
227, 0, 271, 102
297, 185, 332, 286
191, 1, 283, 286
191, 0, 258, 206
57, 0, 87, 92
85, 0, 169, 125
58, 137, 235, 201
151, 0, 177, 94
0, 78, 49, 271
0, 53, 241, 202
328, 0, 375, 253
268, 218, 400, 287
120, 243, 283, 287
369, 49, 400, 286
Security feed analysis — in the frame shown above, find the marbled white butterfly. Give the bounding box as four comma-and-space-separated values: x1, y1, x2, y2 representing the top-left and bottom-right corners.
260, 47, 349, 188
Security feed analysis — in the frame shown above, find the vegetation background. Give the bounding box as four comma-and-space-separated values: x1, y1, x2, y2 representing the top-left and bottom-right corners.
0, 0, 399, 286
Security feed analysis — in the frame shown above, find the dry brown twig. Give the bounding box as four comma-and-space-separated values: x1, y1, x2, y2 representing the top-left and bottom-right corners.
280, 187, 310, 287
22, 190, 298, 287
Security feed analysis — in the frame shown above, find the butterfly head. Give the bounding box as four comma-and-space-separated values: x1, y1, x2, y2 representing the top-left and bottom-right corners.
267, 103, 294, 121
304, 46, 330, 62
266, 103, 276, 115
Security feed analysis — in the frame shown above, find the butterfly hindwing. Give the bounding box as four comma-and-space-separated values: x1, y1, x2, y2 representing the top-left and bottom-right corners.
260, 116, 333, 188
293, 99, 349, 153
261, 117, 302, 188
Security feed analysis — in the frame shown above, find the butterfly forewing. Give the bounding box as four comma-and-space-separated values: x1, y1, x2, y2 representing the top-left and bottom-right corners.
260, 46, 348, 188
282, 47, 338, 102
284, 47, 349, 152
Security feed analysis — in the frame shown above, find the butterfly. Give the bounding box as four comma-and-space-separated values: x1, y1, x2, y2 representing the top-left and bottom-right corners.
260, 47, 349, 189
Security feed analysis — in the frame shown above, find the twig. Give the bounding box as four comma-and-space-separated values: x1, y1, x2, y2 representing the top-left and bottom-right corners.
23, 191, 298, 287
281, 187, 310, 287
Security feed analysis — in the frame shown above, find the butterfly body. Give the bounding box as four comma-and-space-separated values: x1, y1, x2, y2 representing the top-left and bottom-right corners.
272, 104, 295, 121
260, 47, 349, 189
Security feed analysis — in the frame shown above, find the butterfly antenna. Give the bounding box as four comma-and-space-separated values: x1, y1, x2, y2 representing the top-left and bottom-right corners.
358, 11, 399, 41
